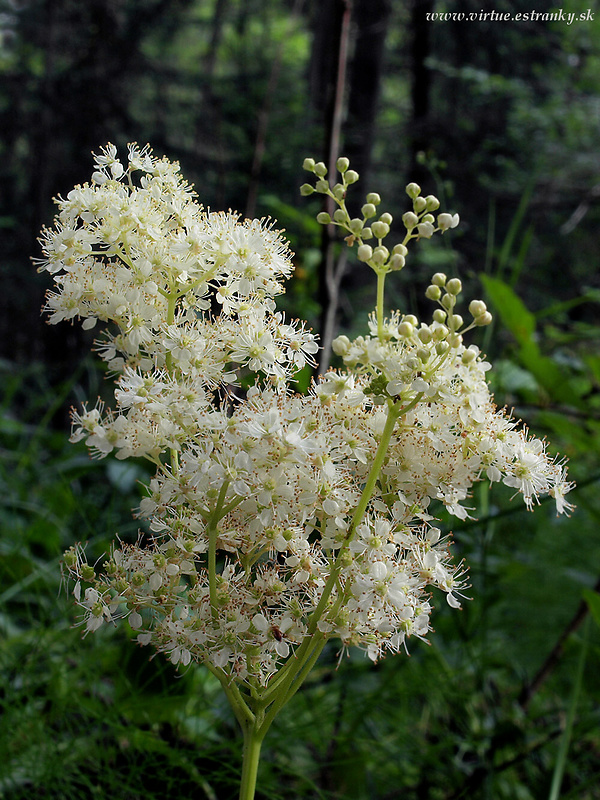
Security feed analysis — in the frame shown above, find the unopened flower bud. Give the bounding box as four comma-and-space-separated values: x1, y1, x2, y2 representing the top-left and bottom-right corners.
392, 243, 408, 257
398, 321, 414, 337
441, 293, 455, 310
433, 324, 449, 340
336, 156, 350, 173
362, 203, 377, 219
403, 212, 419, 230
432, 309, 447, 323
371, 221, 390, 239
332, 335, 351, 356
315, 180, 329, 193
461, 348, 477, 365
417, 222, 434, 239
389, 253, 405, 270
475, 311, 493, 326
361, 226, 373, 239
349, 218, 364, 234
345, 170, 359, 184
314, 161, 328, 177
372, 246, 389, 265
418, 326, 433, 344
316, 212, 331, 225
333, 184, 345, 200
425, 285, 441, 301
425, 195, 440, 211
446, 278, 462, 295
379, 212, 393, 226
422, 214, 435, 224
417, 347, 430, 362
406, 182, 421, 199
303, 157, 316, 171
448, 313, 463, 330
357, 244, 373, 262
432, 272, 447, 287
413, 196, 427, 213
366, 192, 381, 205
333, 208, 346, 223
300, 183, 315, 196
469, 299, 487, 317
436, 341, 450, 355
448, 332, 463, 348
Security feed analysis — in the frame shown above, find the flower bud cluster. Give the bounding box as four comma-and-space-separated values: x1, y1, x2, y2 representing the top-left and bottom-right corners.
302, 159, 459, 277
45, 146, 573, 689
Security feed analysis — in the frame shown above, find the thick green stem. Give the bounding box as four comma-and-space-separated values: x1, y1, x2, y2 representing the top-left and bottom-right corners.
239, 723, 264, 800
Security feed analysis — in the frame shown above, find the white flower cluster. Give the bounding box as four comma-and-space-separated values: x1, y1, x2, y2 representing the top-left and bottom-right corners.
41, 145, 573, 687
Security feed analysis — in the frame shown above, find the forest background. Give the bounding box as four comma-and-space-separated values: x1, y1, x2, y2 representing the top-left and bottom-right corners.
2, 0, 600, 798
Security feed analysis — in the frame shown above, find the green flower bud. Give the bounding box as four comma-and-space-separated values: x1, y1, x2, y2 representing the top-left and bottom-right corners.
371, 221, 390, 239
333, 208, 346, 223
425, 284, 441, 301
417, 347, 430, 362
361, 227, 373, 240
433, 324, 449, 340
361, 203, 377, 219
418, 326, 433, 344
406, 182, 421, 199
432, 309, 447, 324
413, 196, 427, 213
441, 293, 455, 310
448, 313, 463, 330
300, 183, 315, 196
372, 246, 389, 265
336, 156, 350, 173
379, 212, 393, 225
461, 348, 477, 365
468, 299, 487, 317
314, 161, 328, 177
432, 272, 447, 287
316, 212, 331, 225
366, 192, 381, 205
333, 183, 346, 200
357, 244, 373, 262
402, 211, 419, 230
448, 332, 463, 348
392, 243, 408, 256
315, 180, 329, 193
425, 195, 440, 211
422, 214, 435, 224
446, 278, 462, 295
436, 341, 450, 355
398, 321, 414, 337
345, 170, 359, 184
475, 311, 493, 326
303, 158, 316, 172
349, 218, 364, 234
389, 253, 405, 270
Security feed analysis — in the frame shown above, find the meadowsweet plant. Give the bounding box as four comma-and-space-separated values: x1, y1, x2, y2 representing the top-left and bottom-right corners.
38, 145, 573, 800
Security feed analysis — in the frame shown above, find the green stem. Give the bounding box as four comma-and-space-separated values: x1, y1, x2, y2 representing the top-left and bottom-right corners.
239, 723, 264, 800
376, 269, 386, 341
